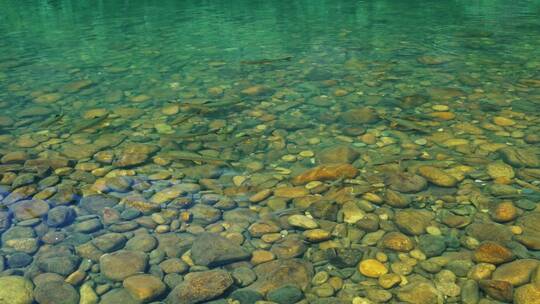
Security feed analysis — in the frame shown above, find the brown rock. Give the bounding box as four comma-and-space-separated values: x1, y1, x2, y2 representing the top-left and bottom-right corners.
291, 164, 358, 185
473, 242, 515, 265
381, 231, 414, 252
479, 279, 513, 302
492, 259, 540, 286
417, 166, 458, 187
123, 274, 166, 302
340, 107, 379, 124
316, 145, 359, 164
396, 281, 442, 304
250, 259, 313, 294
166, 270, 233, 304
490, 201, 518, 222
384, 189, 411, 208
386, 172, 427, 193
248, 221, 281, 237
395, 210, 434, 235
358, 259, 388, 278
273, 187, 309, 198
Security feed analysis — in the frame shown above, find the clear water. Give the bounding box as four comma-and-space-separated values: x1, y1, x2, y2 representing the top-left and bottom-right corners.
1, 0, 540, 303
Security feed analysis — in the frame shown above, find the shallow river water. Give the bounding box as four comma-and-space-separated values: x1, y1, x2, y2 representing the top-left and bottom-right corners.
1, 1, 540, 304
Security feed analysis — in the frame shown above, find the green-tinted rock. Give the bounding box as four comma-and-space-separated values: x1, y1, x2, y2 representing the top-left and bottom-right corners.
0, 276, 34, 304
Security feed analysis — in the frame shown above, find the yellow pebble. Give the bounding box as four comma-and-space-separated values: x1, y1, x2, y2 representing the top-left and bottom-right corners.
299, 150, 315, 158
493, 116, 516, 126
432, 104, 449, 111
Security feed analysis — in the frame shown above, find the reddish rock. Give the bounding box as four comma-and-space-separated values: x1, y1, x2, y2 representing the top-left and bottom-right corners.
473, 242, 515, 265
292, 164, 357, 185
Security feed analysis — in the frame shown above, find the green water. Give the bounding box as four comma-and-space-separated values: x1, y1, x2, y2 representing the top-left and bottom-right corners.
1, 1, 540, 303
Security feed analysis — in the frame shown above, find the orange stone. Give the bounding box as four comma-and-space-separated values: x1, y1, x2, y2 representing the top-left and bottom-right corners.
474, 242, 514, 265
490, 201, 518, 223
291, 164, 358, 185
429, 111, 456, 120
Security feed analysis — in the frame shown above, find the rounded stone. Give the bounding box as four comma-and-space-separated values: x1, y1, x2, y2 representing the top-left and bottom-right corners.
359, 259, 388, 278
267, 285, 303, 304
515, 283, 540, 304
34, 281, 79, 304
0, 276, 34, 304
99, 250, 148, 281
123, 274, 166, 302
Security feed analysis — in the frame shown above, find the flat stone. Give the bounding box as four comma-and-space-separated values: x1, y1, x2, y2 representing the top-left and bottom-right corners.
493, 259, 540, 286
358, 259, 388, 278
79, 194, 119, 214
92, 233, 127, 253
190, 233, 250, 267
10, 199, 49, 221
34, 281, 79, 304
417, 166, 458, 187
287, 214, 318, 229
381, 232, 414, 252
395, 209, 434, 235
291, 164, 358, 185
479, 279, 513, 302
99, 250, 148, 281
473, 241, 515, 265
267, 285, 304, 304
250, 259, 313, 295
166, 269, 233, 304
123, 274, 166, 302
396, 281, 442, 304
316, 145, 359, 164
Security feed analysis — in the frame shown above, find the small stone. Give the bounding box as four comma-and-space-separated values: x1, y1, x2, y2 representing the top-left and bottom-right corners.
487, 161, 515, 179
490, 201, 518, 222
303, 229, 331, 242
291, 164, 357, 185
493, 116, 516, 126
378, 273, 401, 289
381, 232, 414, 252
287, 214, 318, 229
123, 274, 166, 302
417, 166, 458, 187
342, 201, 365, 224
267, 285, 303, 304
358, 259, 388, 278
79, 283, 98, 304
231, 267, 257, 287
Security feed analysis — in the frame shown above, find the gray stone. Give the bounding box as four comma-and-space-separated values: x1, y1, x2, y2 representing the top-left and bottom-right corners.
46, 206, 75, 227
79, 194, 119, 214
34, 281, 79, 304
191, 233, 250, 267
267, 285, 303, 304
166, 269, 233, 304
92, 233, 126, 253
